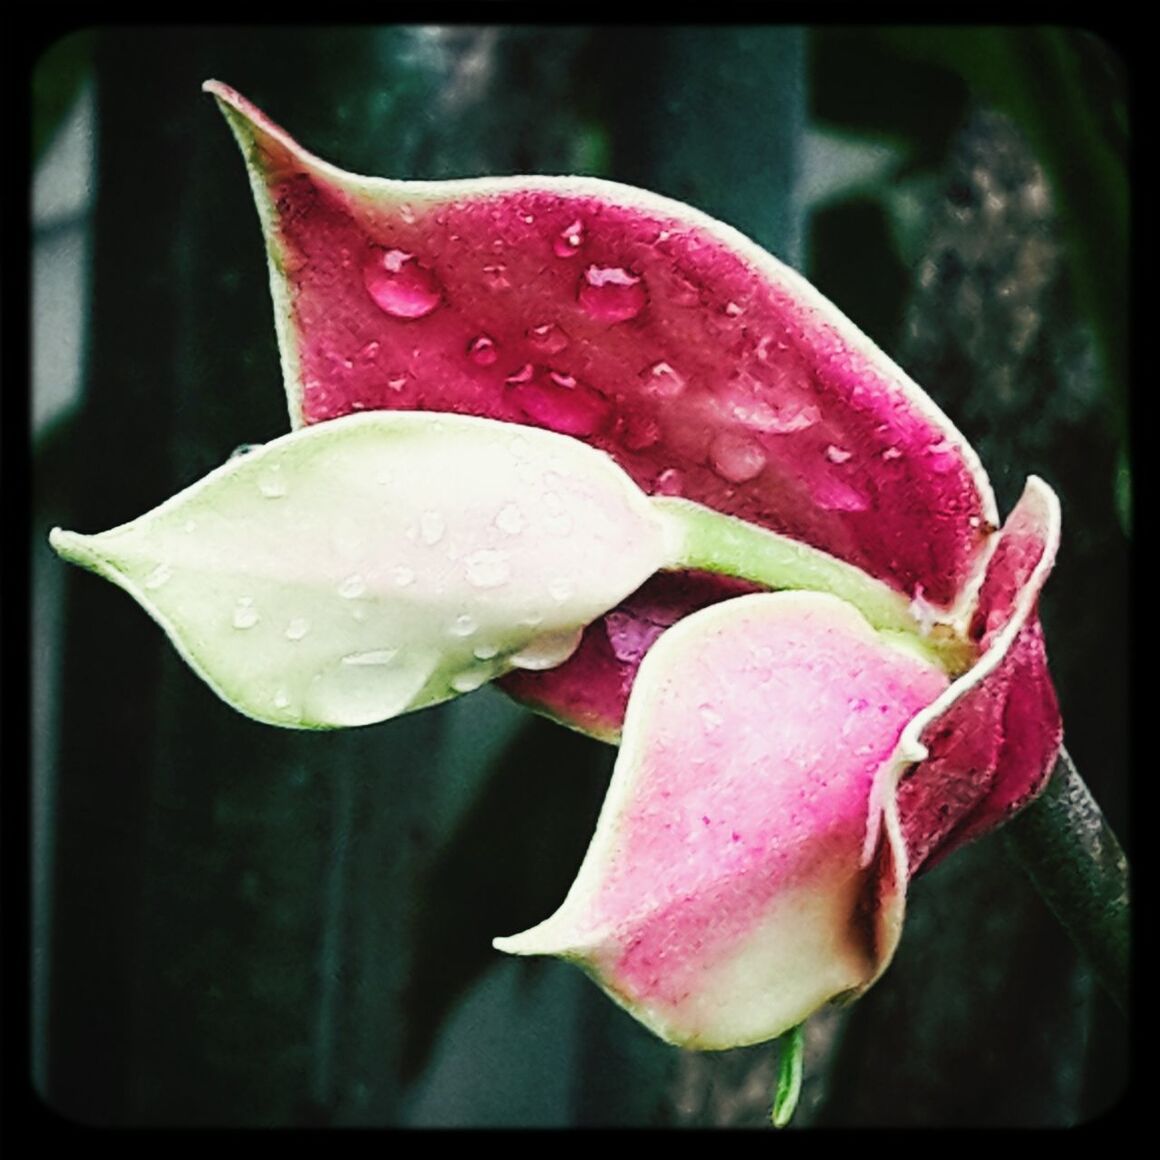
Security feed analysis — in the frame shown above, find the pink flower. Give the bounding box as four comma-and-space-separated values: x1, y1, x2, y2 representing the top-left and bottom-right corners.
55, 83, 1064, 1049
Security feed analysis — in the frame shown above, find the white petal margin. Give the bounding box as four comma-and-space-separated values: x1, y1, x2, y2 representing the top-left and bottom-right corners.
50, 412, 670, 729
495, 591, 950, 1050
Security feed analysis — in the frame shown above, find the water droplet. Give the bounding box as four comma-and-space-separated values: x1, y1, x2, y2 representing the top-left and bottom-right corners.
927, 438, 958, 473
655, 467, 685, 497
509, 627, 584, 671
467, 334, 498, 366
230, 442, 261, 460
509, 368, 611, 436
464, 549, 511, 588
815, 479, 870, 513
451, 669, 490, 694
505, 362, 535, 385
273, 690, 291, 711
669, 271, 702, 308
258, 467, 288, 498
882, 446, 902, 461
285, 617, 311, 641
420, 510, 446, 546
548, 578, 574, 603
728, 397, 819, 434
305, 654, 430, 727
495, 503, 525, 535
338, 574, 367, 599
710, 432, 767, 483
825, 444, 853, 464
359, 340, 381, 361
622, 412, 661, 451
724, 300, 743, 316
144, 563, 172, 590
450, 613, 478, 637
393, 565, 415, 586
482, 264, 511, 291
341, 648, 399, 667
524, 323, 570, 360
232, 597, 259, 630
473, 642, 499, 660
553, 218, 585, 258
968, 515, 982, 529
362, 247, 441, 319
578, 265, 646, 322
641, 361, 686, 398
386, 373, 408, 392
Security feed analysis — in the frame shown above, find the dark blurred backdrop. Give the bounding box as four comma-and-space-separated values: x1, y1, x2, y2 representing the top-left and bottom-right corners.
31, 26, 1128, 1126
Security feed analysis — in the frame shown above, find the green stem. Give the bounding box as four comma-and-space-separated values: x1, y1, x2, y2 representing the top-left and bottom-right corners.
1002, 747, 1129, 1014
653, 496, 974, 673
771, 1022, 805, 1128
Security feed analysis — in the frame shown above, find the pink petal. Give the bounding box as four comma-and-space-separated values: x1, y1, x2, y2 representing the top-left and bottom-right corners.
897, 477, 1063, 873
207, 82, 997, 736
495, 592, 949, 1048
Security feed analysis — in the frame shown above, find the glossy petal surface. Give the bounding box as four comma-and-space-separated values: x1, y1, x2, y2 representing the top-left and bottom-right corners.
51, 412, 668, 729
496, 592, 949, 1048
208, 81, 998, 735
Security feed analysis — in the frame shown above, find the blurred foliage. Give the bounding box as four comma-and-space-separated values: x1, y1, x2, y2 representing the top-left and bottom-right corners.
32, 30, 93, 164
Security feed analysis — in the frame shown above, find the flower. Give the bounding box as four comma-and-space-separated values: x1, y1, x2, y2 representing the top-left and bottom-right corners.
53, 83, 1064, 1050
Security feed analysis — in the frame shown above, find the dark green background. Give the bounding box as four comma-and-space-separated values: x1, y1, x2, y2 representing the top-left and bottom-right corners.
31, 26, 1128, 1126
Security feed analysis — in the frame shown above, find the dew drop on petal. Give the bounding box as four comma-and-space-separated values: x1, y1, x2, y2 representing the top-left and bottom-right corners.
509, 627, 584, 671
451, 669, 491, 694
527, 322, 569, 354
341, 648, 399, 667
362, 247, 441, 319
144, 563, 172, 590
505, 362, 535, 385
494, 503, 525, 535
232, 597, 259, 630
464, 549, 511, 589
386, 373, 408, 392
338, 574, 367, 599
482, 264, 511, 291
420, 510, 446, 546
815, 479, 870, 513
273, 689, 291, 711
258, 468, 288, 498
825, 444, 853, 464
641, 360, 686, 398
655, 467, 685, 497
510, 368, 611, 436
285, 617, 311, 641
578, 265, 647, 322
450, 613, 478, 638
553, 218, 585, 258
927, 438, 959, 474
882, 446, 902, 461
710, 431, 767, 483
473, 642, 500, 661
622, 412, 661, 451
467, 334, 498, 366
